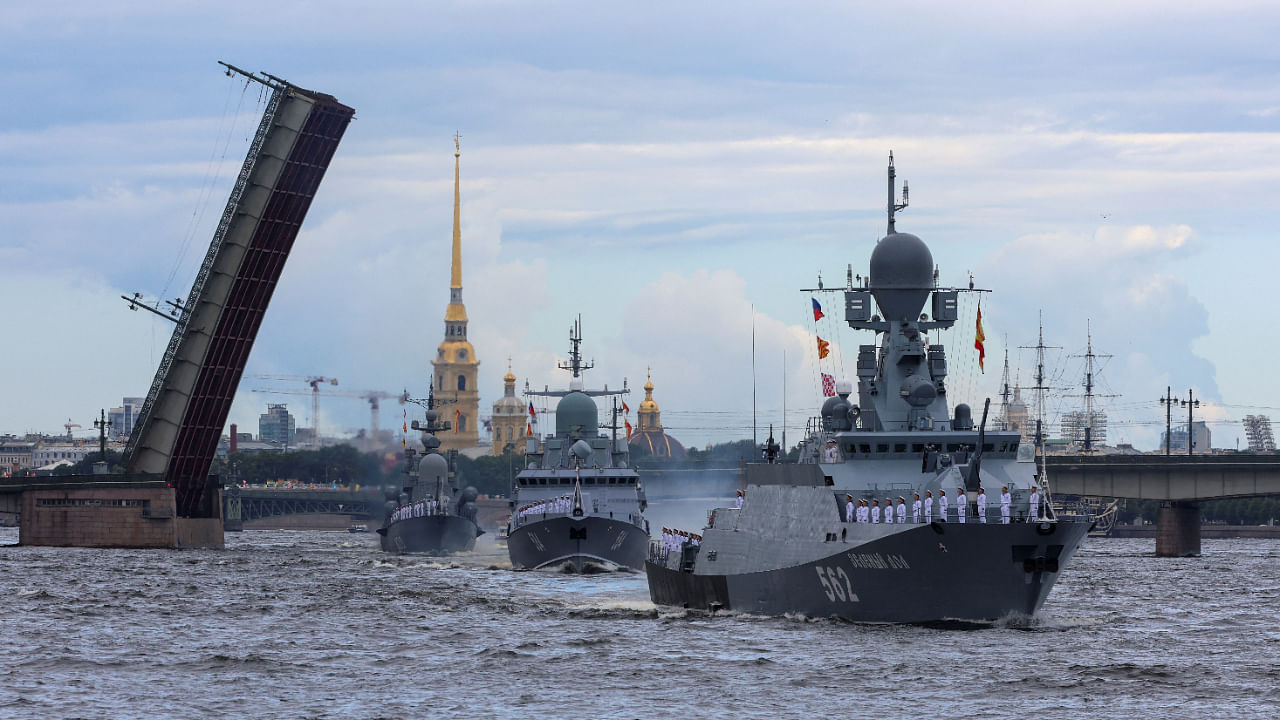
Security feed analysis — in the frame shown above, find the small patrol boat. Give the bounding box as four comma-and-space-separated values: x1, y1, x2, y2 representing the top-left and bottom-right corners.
377, 385, 484, 555
506, 319, 649, 572
646, 154, 1092, 623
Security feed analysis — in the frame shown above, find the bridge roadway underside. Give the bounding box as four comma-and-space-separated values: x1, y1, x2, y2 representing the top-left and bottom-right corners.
1046, 455, 1280, 557
224, 488, 377, 531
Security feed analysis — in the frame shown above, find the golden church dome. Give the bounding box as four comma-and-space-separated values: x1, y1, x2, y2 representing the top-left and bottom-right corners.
628, 369, 685, 460
639, 371, 659, 414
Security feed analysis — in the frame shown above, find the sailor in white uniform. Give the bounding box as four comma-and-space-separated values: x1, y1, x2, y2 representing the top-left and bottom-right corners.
1029, 487, 1041, 521
883, 498, 894, 524
912, 493, 922, 523
857, 500, 866, 523
976, 487, 988, 523
1000, 486, 1011, 524
871, 500, 881, 523
937, 490, 948, 523
955, 487, 966, 524
923, 491, 933, 523
846, 495, 856, 523
735, 490, 744, 509
896, 497, 907, 524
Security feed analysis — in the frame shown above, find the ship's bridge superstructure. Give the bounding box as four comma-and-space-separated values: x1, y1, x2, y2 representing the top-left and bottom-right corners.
807, 153, 1036, 505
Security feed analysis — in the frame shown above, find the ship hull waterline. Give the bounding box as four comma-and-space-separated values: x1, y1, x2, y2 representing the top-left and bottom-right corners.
378, 514, 481, 555
508, 514, 648, 572
646, 519, 1091, 623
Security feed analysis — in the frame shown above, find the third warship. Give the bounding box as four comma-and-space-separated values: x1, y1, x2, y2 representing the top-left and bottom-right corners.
506, 320, 649, 572
377, 387, 483, 554
646, 154, 1092, 622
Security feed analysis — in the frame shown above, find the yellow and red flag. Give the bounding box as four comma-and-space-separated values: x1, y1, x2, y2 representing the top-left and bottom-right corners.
974, 305, 986, 372
817, 336, 830, 359
625, 419, 633, 438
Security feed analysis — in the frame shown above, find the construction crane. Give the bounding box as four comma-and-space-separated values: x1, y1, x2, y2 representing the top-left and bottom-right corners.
246, 375, 338, 439
249, 386, 407, 450
64, 419, 82, 442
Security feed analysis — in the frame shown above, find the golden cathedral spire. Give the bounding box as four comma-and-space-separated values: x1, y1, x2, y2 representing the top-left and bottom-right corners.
451, 132, 463, 291
434, 134, 479, 451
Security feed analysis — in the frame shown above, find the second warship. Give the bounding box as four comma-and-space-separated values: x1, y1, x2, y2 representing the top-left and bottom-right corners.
506, 320, 650, 572
646, 154, 1093, 622
377, 387, 483, 555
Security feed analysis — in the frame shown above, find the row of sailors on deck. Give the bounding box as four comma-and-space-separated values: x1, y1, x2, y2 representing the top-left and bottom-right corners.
518, 495, 572, 518
392, 499, 445, 523
844, 486, 1042, 524
660, 528, 702, 551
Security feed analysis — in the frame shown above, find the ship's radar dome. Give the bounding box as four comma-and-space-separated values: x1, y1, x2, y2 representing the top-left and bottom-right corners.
835, 378, 853, 397
422, 434, 441, 451
569, 377, 585, 392
953, 403, 974, 430
869, 232, 934, 321
821, 396, 850, 431
418, 452, 448, 482
900, 374, 937, 408
556, 391, 597, 435
571, 439, 594, 461
460, 486, 479, 503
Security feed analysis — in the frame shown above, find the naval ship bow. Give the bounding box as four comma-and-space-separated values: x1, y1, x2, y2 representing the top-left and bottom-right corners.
645, 154, 1092, 622
377, 383, 483, 554
506, 318, 649, 572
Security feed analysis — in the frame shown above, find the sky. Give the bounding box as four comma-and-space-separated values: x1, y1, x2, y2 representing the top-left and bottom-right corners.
3, 1, 1279, 451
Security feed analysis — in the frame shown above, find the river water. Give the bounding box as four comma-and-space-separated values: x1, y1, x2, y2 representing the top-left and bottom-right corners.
3, 520, 1279, 719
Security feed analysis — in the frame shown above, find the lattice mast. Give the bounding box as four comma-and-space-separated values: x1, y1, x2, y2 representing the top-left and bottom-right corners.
1063, 321, 1117, 451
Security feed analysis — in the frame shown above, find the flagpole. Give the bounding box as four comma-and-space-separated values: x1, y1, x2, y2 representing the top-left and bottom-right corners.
782, 350, 787, 460
752, 304, 757, 449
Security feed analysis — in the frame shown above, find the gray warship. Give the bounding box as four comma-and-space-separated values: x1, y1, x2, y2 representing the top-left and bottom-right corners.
646, 154, 1092, 623
377, 386, 483, 555
506, 320, 650, 572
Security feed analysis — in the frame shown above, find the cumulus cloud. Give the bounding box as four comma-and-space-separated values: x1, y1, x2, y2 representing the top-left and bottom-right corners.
975, 223, 1217, 449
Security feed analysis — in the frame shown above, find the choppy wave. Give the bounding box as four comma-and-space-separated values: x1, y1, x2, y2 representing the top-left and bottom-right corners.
2, 529, 1279, 719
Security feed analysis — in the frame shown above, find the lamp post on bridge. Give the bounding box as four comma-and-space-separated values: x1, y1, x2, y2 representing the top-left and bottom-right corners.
1182, 389, 1200, 456
1159, 387, 1176, 456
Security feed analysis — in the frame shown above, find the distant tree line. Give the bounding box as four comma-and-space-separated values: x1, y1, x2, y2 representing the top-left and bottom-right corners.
1116, 497, 1280, 526
216, 445, 398, 487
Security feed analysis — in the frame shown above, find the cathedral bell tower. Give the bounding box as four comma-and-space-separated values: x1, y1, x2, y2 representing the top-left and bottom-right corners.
432, 135, 481, 451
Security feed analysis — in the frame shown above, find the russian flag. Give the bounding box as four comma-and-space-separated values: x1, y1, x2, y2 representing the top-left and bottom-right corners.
812, 297, 825, 322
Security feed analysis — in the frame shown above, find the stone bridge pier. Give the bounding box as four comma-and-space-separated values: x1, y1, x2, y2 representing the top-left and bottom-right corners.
1155, 501, 1200, 557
